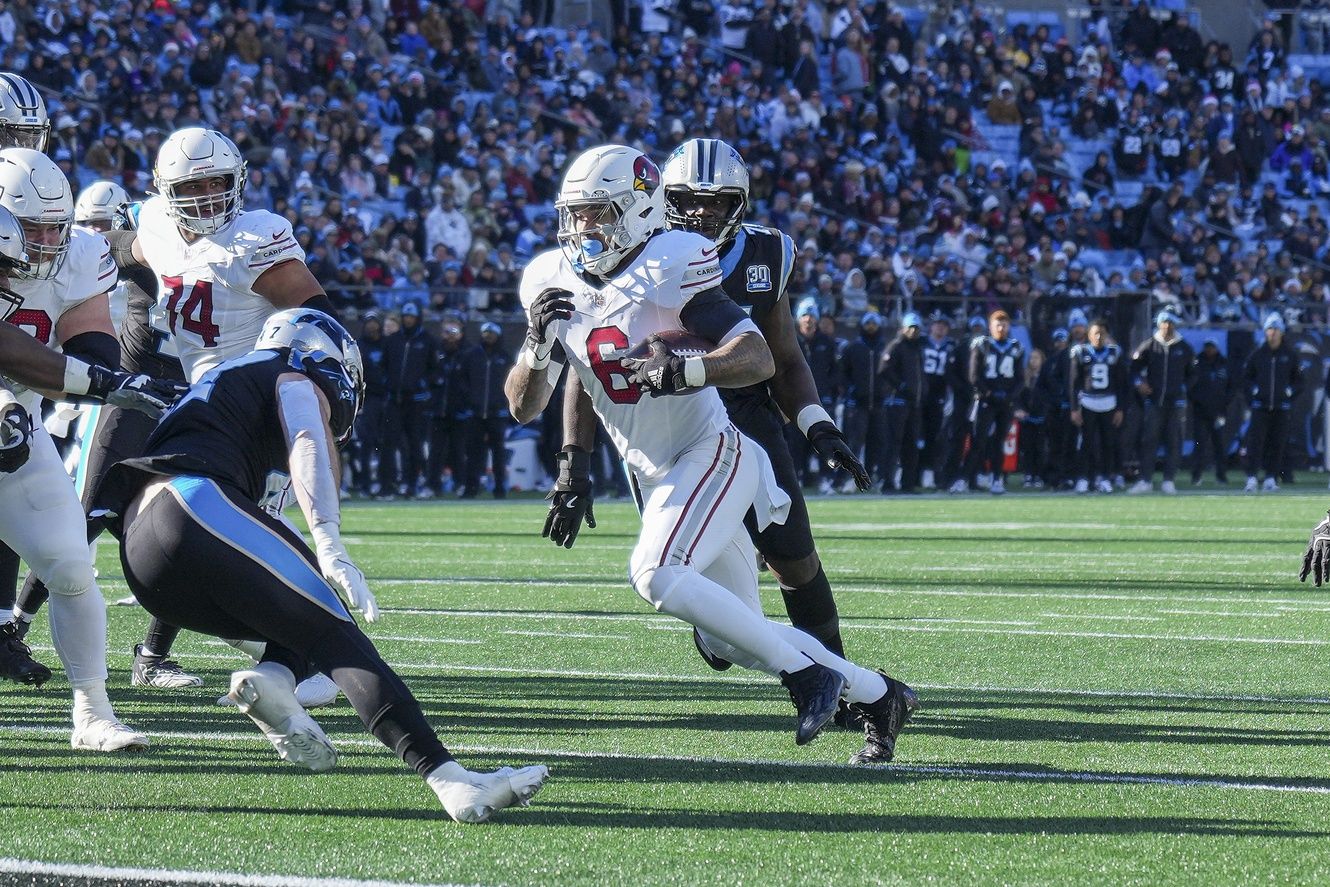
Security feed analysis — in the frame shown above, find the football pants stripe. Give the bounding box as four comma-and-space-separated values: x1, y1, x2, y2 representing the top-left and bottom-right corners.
662, 426, 740, 567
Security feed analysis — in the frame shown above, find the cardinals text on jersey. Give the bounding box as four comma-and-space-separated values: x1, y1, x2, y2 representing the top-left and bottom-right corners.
135, 196, 304, 382
520, 229, 730, 480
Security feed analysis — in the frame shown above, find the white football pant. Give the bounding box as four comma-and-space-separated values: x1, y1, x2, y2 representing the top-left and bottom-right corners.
629, 427, 886, 704
0, 424, 107, 686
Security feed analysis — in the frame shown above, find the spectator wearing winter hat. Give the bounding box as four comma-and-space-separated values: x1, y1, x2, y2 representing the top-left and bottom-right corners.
792, 298, 841, 492
1130, 309, 1195, 494
1242, 313, 1303, 493
840, 312, 890, 492
1190, 338, 1233, 486
460, 321, 513, 499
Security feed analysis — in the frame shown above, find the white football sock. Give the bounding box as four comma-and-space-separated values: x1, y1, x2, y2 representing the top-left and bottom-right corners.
47, 584, 108, 686
72, 681, 115, 723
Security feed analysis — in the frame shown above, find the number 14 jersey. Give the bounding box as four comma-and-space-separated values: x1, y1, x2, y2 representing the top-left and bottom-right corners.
520, 230, 731, 482
135, 196, 304, 383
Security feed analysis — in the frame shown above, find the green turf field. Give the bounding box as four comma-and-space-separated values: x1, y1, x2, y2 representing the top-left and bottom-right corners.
4, 491, 1330, 886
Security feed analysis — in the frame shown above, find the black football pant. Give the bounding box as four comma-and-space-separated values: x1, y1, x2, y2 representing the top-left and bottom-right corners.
726, 397, 843, 657
1077, 408, 1117, 481
842, 405, 888, 486
1046, 408, 1075, 485
966, 398, 1014, 482
384, 400, 430, 492
1138, 400, 1186, 482
120, 475, 452, 777
1019, 416, 1048, 481
1245, 409, 1290, 478
352, 396, 388, 494
919, 393, 949, 481
1191, 403, 1229, 482
426, 416, 467, 492
882, 400, 921, 491
465, 415, 509, 496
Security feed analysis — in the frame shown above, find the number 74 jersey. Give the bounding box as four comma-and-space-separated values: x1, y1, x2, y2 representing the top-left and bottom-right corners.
135, 196, 305, 383
520, 231, 730, 482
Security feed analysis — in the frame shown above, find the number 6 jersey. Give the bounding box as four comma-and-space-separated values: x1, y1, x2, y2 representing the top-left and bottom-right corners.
520, 230, 735, 482
135, 196, 304, 383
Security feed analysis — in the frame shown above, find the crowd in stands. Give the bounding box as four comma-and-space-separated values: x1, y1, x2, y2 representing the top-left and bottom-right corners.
6, 0, 1330, 493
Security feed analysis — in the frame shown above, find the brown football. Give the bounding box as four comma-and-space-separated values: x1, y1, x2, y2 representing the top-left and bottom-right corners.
624, 329, 715, 360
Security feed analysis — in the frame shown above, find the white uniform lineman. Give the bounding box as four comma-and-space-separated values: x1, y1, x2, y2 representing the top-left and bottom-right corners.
0, 148, 147, 750
135, 194, 303, 383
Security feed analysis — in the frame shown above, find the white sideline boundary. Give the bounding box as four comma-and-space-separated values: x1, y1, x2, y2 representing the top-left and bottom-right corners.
0, 724, 1327, 797
0, 858, 476, 887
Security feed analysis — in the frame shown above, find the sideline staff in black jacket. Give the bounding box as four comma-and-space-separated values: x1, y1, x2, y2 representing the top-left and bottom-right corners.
1243, 313, 1302, 492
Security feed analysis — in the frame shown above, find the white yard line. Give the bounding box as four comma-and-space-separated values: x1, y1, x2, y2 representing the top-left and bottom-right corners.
1039, 613, 1165, 622
501, 630, 632, 640
0, 858, 477, 887
0, 726, 1326, 797
1158, 610, 1287, 618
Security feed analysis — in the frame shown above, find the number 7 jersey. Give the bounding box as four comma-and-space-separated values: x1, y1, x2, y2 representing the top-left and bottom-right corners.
135, 195, 305, 383
520, 230, 730, 482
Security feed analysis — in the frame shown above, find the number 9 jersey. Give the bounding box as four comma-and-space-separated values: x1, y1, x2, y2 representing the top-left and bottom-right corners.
520, 229, 735, 482
134, 195, 304, 383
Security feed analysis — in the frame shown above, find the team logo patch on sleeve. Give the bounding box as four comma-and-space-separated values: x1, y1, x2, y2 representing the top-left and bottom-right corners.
746, 264, 771, 293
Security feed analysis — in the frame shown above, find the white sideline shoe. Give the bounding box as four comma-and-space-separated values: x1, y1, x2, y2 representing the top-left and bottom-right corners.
948, 479, 968, 494
1262, 477, 1279, 492
427, 760, 550, 823
1095, 479, 1113, 494
228, 667, 337, 772
1244, 477, 1258, 493
1160, 480, 1177, 495
1128, 480, 1152, 494
1074, 479, 1089, 494
71, 713, 149, 752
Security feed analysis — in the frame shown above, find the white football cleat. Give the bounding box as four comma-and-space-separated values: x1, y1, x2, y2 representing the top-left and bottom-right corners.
427, 760, 550, 823
1262, 477, 1279, 492
1244, 477, 1258, 493
920, 469, 935, 490
1160, 480, 1177, 495
227, 667, 337, 772
295, 672, 340, 708
71, 714, 149, 752
989, 479, 1005, 495
112, 595, 140, 607
948, 479, 968, 494
1074, 479, 1089, 494
1128, 480, 1152, 494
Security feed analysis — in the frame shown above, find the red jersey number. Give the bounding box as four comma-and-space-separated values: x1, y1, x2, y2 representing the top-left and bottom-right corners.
6, 308, 52, 344
586, 326, 642, 405
163, 276, 221, 347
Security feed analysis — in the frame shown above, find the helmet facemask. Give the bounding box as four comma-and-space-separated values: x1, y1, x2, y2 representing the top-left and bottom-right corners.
557, 196, 637, 276
161, 170, 246, 235
0, 121, 49, 152
664, 187, 746, 246
16, 218, 69, 280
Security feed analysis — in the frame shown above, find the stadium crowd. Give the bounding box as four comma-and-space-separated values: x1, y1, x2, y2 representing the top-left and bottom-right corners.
4, 0, 1329, 495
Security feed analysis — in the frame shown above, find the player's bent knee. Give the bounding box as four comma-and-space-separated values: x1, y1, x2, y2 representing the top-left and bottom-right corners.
630, 563, 692, 616
767, 551, 821, 588
43, 559, 96, 596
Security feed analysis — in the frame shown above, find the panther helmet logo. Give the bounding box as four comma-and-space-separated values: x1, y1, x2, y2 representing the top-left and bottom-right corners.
632, 155, 660, 194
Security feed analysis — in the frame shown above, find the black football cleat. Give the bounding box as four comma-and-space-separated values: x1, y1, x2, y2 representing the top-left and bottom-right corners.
833, 700, 865, 731
692, 628, 733, 671
848, 671, 919, 765
780, 662, 845, 745
0, 621, 52, 686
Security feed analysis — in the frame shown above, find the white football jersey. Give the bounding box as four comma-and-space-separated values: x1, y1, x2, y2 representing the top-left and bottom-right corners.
2, 226, 116, 413
135, 196, 304, 382
521, 229, 731, 481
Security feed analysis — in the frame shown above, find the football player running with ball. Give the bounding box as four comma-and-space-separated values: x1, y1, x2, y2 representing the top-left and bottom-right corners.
506, 145, 916, 763
96, 310, 549, 822
658, 139, 871, 726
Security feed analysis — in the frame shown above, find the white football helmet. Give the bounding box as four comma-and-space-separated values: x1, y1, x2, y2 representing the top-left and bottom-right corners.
153, 127, 246, 235
0, 73, 50, 151
255, 308, 365, 445
75, 180, 131, 230
0, 147, 73, 280
555, 144, 664, 276
0, 204, 29, 320
661, 138, 750, 247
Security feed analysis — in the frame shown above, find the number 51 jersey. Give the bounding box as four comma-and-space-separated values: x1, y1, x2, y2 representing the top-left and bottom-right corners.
520, 230, 731, 482
135, 195, 304, 383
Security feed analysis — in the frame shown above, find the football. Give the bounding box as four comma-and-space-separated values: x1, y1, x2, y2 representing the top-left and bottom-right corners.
624, 329, 715, 360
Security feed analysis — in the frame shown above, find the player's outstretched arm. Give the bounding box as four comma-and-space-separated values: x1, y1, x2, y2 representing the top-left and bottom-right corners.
1300, 510, 1330, 586
507, 287, 572, 424
276, 373, 378, 622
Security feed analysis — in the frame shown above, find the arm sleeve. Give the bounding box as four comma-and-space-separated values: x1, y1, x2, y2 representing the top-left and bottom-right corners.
278, 377, 343, 552
302, 293, 336, 314
678, 286, 759, 345
968, 341, 983, 391
61, 330, 120, 370
1068, 350, 1082, 403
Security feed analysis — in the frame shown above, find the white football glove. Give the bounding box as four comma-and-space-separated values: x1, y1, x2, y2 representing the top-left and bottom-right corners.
315, 538, 379, 623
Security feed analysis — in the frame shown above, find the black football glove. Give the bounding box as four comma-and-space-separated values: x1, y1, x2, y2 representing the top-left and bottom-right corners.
525, 287, 575, 356
0, 401, 32, 473
543, 446, 596, 548
807, 420, 871, 491
87, 365, 190, 418
1300, 510, 1330, 586
622, 336, 691, 397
